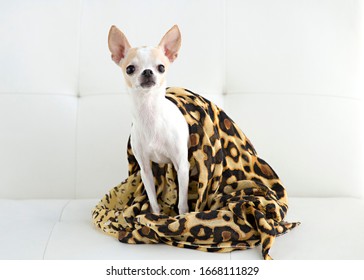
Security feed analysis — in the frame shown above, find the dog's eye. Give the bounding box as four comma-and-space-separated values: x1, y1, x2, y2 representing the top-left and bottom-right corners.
126, 65, 135, 75
157, 64, 165, 73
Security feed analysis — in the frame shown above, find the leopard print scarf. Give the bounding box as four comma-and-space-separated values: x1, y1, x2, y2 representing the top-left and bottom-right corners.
92, 87, 299, 260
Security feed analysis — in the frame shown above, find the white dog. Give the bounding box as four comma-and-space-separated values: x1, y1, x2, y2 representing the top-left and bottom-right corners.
108, 25, 189, 215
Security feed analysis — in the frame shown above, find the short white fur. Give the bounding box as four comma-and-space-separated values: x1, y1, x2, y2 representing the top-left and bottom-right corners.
108, 25, 190, 214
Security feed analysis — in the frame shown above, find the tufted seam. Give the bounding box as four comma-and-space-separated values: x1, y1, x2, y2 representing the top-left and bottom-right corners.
42, 200, 71, 259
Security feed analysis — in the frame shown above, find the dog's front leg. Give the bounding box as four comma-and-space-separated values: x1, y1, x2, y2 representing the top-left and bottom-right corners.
131, 135, 160, 214
175, 160, 190, 215
140, 164, 161, 214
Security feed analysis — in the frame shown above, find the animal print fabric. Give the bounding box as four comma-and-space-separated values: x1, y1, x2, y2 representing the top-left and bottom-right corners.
92, 87, 299, 260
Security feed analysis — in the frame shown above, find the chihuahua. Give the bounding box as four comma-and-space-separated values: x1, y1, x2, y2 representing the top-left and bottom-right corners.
108, 25, 189, 215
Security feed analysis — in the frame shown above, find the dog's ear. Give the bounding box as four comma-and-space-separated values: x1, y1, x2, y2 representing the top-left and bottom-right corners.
158, 25, 181, 63
108, 25, 131, 65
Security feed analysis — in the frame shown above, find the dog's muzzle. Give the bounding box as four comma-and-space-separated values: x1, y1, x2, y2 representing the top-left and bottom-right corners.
140, 69, 156, 88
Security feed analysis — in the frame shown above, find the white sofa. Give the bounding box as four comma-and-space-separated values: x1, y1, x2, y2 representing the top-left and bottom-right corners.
1, 0, 363, 260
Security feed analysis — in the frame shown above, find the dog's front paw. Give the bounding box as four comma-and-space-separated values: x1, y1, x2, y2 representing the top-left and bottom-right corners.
178, 204, 189, 215
150, 204, 161, 215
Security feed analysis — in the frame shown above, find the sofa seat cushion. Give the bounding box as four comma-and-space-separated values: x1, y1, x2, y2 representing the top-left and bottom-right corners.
0, 199, 69, 259
42, 200, 229, 260
232, 197, 364, 260
1, 198, 363, 260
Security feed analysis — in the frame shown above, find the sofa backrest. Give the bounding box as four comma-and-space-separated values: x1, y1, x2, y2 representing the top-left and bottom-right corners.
1, 0, 363, 199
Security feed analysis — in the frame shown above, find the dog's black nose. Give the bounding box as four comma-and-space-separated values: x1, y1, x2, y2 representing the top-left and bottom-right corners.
142, 69, 153, 77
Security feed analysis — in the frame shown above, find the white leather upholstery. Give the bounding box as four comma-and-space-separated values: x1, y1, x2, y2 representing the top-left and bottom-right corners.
0, 0, 363, 259
225, 0, 364, 198
1, 198, 363, 260
0, 95, 77, 198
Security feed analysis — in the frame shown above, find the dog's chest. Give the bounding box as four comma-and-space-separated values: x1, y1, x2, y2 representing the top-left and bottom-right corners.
131, 98, 189, 165
135, 122, 171, 163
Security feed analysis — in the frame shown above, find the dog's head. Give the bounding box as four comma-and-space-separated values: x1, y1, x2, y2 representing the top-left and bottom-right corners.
108, 25, 181, 90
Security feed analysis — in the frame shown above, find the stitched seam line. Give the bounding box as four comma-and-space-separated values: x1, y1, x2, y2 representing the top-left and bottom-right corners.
42, 200, 71, 259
